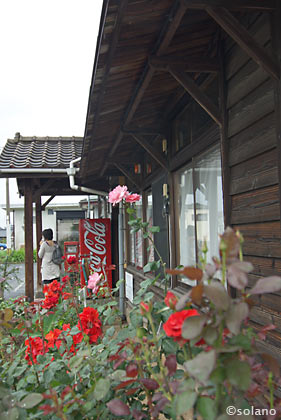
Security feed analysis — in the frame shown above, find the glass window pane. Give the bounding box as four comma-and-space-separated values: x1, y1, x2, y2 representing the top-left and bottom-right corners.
146, 192, 154, 262
177, 166, 196, 268
194, 146, 224, 263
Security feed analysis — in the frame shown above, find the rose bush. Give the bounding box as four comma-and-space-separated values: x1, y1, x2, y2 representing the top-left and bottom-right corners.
0, 185, 281, 419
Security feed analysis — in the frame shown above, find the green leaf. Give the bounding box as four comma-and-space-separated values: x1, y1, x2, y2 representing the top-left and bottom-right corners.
203, 326, 218, 345
225, 302, 249, 335
184, 350, 216, 383
210, 367, 226, 384
126, 207, 135, 215
43, 368, 55, 384
204, 281, 230, 310
130, 311, 143, 328
228, 334, 252, 351
162, 338, 178, 355
43, 313, 56, 335
5, 407, 19, 420
149, 226, 160, 233
69, 355, 83, 370
108, 369, 126, 381
226, 360, 251, 391
172, 391, 197, 416
18, 393, 43, 409
182, 315, 206, 340
196, 396, 217, 420
93, 378, 111, 401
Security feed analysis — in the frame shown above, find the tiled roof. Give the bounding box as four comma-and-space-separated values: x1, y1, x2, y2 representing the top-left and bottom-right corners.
0, 133, 83, 168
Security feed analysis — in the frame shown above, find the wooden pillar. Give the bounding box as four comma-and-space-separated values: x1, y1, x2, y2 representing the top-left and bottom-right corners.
24, 180, 34, 301
111, 206, 119, 287
35, 196, 42, 290
218, 40, 232, 227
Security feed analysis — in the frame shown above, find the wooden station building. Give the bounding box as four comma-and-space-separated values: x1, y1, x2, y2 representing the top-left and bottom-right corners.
0, 0, 281, 364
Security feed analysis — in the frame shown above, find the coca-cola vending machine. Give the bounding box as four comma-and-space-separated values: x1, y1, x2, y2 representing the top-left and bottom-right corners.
79, 219, 112, 293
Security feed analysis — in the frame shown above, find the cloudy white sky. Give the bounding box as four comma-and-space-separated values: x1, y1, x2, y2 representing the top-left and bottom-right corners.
0, 0, 103, 227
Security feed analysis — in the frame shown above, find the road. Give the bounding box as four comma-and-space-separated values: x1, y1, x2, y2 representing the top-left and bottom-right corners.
4, 263, 38, 300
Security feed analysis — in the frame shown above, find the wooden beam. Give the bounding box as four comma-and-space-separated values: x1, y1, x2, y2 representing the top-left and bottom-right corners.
184, 0, 276, 11
101, 0, 188, 176
149, 56, 219, 73
24, 180, 34, 302
207, 7, 280, 80
114, 163, 142, 190
218, 41, 231, 228
35, 197, 42, 291
131, 134, 168, 171
164, 73, 217, 119
33, 179, 56, 201
169, 66, 222, 126
41, 195, 56, 211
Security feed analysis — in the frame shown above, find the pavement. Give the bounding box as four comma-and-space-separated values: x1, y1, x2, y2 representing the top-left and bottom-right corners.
4, 263, 39, 300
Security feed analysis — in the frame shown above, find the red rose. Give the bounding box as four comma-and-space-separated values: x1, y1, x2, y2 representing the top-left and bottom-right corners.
163, 309, 200, 338
67, 256, 77, 264
45, 328, 62, 349
78, 307, 102, 344
164, 291, 178, 309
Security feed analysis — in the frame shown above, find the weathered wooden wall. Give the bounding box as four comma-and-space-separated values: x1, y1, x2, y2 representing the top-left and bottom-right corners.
226, 12, 281, 363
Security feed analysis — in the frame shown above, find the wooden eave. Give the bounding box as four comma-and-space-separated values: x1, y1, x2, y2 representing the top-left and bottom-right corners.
81, 0, 279, 188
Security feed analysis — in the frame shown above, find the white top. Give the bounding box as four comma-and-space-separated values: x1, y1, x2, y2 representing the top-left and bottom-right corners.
38, 241, 61, 281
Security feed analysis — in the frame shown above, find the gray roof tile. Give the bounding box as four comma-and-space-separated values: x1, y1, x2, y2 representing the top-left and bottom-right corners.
0, 134, 83, 168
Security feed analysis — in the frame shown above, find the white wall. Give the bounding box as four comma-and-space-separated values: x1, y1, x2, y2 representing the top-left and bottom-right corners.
14, 208, 57, 250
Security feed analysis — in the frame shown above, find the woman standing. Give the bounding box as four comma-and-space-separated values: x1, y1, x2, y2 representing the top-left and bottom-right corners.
38, 228, 61, 285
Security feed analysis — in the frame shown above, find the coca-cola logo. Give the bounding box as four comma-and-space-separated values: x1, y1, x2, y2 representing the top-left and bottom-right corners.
83, 220, 108, 285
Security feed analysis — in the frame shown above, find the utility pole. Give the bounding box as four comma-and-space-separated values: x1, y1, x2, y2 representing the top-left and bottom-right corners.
6, 178, 11, 253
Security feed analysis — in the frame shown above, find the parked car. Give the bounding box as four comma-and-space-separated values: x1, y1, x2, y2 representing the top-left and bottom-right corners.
0, 243, 7, 250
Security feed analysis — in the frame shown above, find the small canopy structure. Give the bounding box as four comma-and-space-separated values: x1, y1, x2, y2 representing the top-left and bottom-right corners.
0, 133, 86, 301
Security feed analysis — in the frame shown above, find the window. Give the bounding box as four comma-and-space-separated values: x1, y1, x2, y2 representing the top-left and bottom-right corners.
176, 144, 224, 285
146, 191, 154, 263
130, 197, 143, 267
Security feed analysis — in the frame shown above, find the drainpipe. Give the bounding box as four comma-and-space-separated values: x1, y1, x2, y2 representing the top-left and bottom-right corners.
118, 201, 125, 320
67, 157, 108, 197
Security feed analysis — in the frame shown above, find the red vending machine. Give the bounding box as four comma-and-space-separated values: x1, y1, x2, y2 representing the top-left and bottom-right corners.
79, 219, 112, 293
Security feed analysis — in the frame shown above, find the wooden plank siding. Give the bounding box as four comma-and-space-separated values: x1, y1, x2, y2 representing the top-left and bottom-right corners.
226, 13, 281, 364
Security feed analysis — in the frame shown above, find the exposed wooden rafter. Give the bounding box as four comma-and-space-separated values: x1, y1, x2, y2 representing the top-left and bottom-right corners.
113, 163, 142, 190
131, 134, 168, 171
169, 66, 222, 126
207, 7, 280, 80
100, 0, 188, 176
184, 0, 276, 11
149, 56, 219, 73
164, 73, 217, 119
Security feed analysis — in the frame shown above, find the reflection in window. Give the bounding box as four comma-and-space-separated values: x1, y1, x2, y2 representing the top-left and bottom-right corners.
146, 192, 154, 262
176, 145, 224, 284
130, 198, 143, 267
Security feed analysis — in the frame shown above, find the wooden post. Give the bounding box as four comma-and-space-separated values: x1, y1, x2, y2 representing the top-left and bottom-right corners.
218, 40, 232, 227
111, 206, 119, 287
24, 180, 34, 302
35, 196, 42, 290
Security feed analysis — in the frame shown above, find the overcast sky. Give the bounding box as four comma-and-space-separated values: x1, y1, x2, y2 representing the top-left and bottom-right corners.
0, 0, 103, 227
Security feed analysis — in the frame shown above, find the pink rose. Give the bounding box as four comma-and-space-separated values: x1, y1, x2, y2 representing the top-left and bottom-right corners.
108, 185, 129, 206
125, 193, 141, 203
88, 272, 102, 293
